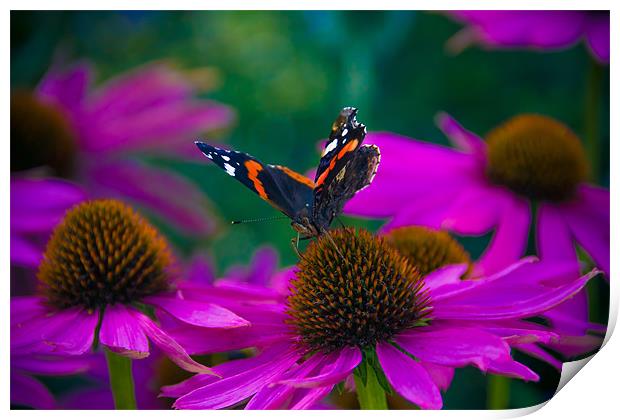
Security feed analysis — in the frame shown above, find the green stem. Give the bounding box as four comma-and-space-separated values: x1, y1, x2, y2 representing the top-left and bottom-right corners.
105, 349, 137, 409
354, 364, 388, 410
584, 57, 603, 183
487, 374, 510, 410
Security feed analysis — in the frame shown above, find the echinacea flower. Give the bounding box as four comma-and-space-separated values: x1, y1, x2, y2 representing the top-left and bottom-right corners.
162, 228, 596, 410
11, 200, 249, 377
11, 61, 234, 238
445, 11, 610, 64
345, 113, 609, 278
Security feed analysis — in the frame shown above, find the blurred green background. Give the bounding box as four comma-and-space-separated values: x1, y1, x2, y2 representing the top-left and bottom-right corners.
11, 10, 610, 409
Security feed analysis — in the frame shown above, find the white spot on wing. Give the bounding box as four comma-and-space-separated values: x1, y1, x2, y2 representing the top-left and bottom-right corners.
203, 152, 213, 159
322, 139, 338, 156
222, 155, 231, 161
341, 128, 348, 136
224, 163, 236, 176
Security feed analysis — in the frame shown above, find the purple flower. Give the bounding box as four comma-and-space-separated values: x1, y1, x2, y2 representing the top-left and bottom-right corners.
11, 200, 250, 386
162, 229, 597, 410
11, 61, 234, 238
445, 11, 610, 63
345, 113, 609, 279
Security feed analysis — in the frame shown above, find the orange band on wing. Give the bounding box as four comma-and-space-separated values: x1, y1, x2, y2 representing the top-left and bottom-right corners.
275, 165, 315, 189
315, 139, 359, 187
245, 160, 268, 199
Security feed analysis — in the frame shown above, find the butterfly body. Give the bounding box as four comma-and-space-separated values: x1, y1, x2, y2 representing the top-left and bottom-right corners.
195, 107, 380, 238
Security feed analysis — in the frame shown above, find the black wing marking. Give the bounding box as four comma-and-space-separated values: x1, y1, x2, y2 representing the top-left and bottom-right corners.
312, 144, 381, 230
195, 142, 313, 219
314, 107, 367, 207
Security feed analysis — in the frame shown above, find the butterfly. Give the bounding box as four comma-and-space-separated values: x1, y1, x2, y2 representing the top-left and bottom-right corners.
195, 107, 380, 239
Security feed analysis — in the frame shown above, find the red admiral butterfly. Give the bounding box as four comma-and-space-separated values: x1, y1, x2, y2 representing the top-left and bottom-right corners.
195, 107, 380, 239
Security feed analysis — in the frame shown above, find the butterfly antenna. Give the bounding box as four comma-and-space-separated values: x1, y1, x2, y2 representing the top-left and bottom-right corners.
231, 215, 289, 225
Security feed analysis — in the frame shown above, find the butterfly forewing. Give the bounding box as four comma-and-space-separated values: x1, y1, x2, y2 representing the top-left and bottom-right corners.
313, 107, 367, 217
195, 142, 313, 219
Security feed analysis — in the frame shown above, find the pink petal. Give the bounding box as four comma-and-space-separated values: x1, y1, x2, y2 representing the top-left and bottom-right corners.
475, 192, 531, 276
88, 160, 216, 236
13, 308, 98, 355
513, 343, 562, 371
435, 112, 487, 161
486, 358, 539, 381
10, 234, 43, 267
585, 13, 610, 63
36, 62, 91, 116
423, 264, 469, 295
275, 347, 361, 388
184, 253, 215, 285
433, 269, 599, 320
246, 354, 325, 409
12, 354, 93, 376
289, 385, 334, 410
11, 371, 55, 409
173, 345, 300, 409
562, 188, 610, 276
99, 305, 149, 358
344, 132, 478, 219
418, 361, 454, 392
161, 356, 267, 398
395, 327, 511, 371
145, 295, 249, 329
537, 203, 578, 269
10, 296, 48, 324
440, 184, 502, 235
131, 310, 214, 374
376, 342, 442, 410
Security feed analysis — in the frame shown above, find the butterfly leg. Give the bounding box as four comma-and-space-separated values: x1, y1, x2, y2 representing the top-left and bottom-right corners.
291, 233, 303, 260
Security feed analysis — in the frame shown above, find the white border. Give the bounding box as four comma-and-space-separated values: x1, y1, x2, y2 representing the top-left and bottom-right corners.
3, 1, 618, 419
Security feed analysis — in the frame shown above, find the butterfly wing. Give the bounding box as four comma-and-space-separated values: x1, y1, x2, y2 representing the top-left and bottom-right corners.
312, 144, 381, 228
195, 142, 313, 219
313, 107, 367, 194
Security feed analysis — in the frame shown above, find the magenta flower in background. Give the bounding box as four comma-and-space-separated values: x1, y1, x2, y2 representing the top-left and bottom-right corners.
11, 200, 250, 383
11, 60, 234, 239
162, 230, 597, 410
345, 114, 609, 278
445, 11, 610, 63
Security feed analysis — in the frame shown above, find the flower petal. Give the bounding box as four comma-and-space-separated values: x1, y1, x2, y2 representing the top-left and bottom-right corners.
145, 295, 250, 329
585, 13, 610, 63
11, 371, 55, 409
418, 361, 454, 392
433, 269, 599, 320
486, 358, 539, 381
88, 160, 216, 236
10, 234, 43, 267
173, 345, 300, 409
275, 347, 361, 388
376, 342, 442, 410
36, 62, 91, 116
562, 187, 610, 276
131, 311, 214, 374
435, 112, 486, 160
99, 305, 149, 358
395, 327, 511, 371
475, 192, 531, 276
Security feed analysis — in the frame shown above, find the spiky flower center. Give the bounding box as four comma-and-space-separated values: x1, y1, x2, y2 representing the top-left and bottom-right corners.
485, 114, 588, 202
385, 226, 471, 276
287, 228, 431, 353
38, 200, 173, 310
11, 91, 76, 176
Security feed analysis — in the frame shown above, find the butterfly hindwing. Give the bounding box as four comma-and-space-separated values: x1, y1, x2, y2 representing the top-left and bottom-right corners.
312, 144, 381, 228
313, 107, 367, 207
195, 142, 313, 218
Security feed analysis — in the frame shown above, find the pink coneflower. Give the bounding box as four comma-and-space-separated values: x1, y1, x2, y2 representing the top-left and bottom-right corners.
162, 228, 597, 410
11, 61, 234, 238
345, 113, 609, 279
11, 199, 250, 407
445, 11, 610, 64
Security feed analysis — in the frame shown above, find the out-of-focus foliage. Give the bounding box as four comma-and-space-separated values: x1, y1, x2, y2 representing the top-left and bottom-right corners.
11, 10, 610, 409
